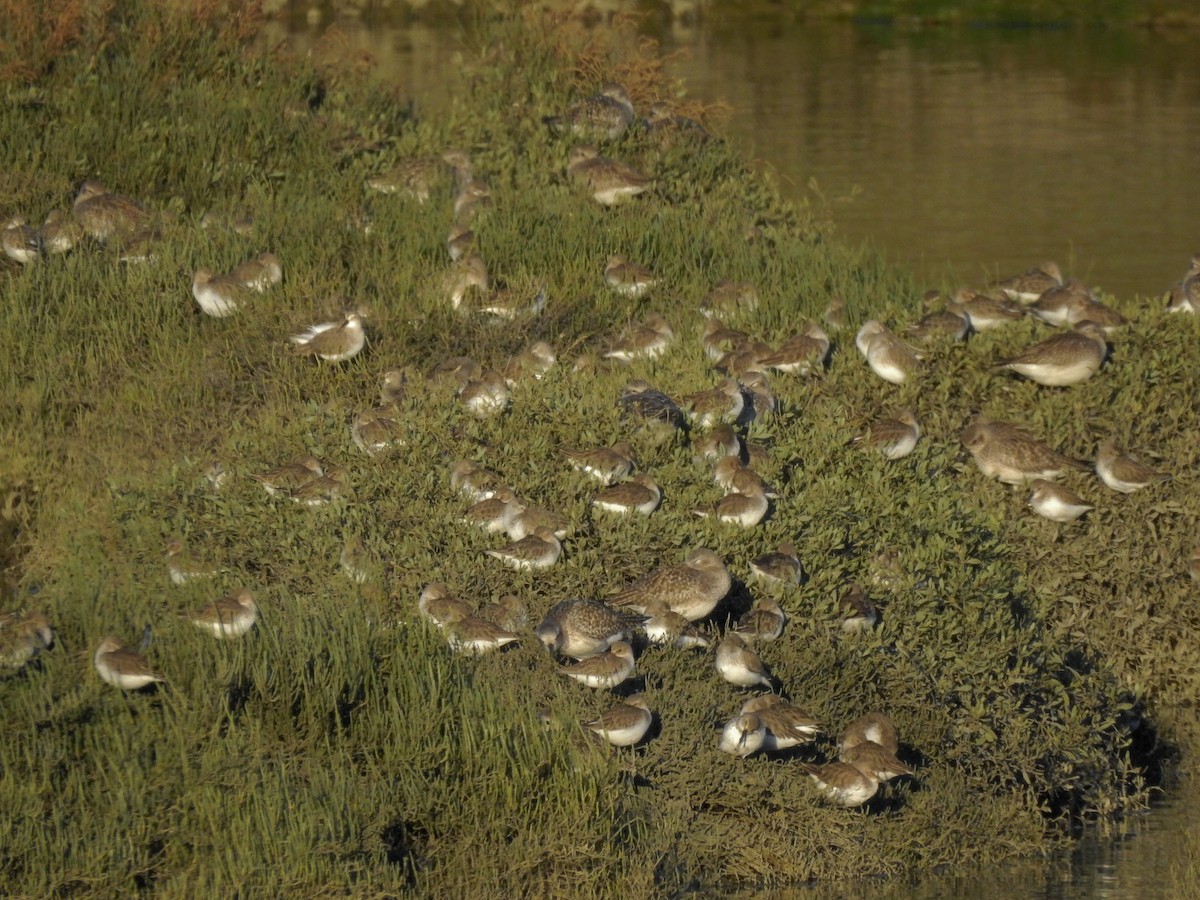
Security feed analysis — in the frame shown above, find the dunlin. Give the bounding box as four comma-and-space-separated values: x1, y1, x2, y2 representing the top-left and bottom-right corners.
824, 295, 847, 331
603, 313, 675, 361
610, 549, 730, 621
2, 216, 41, 264
286, 465, 349, 506
444, 254, 490, 309
682, 378, 744, 428
759, 323, 831, 376
186, 588, 258, 638
230, 252, 283, 292
840, 741, 913, 781
536, 598, 638, 659
463, 488, 524, 535
567, 145, 650, 206
693, 424, 742, 461
856, 320, 921, 385
94, 636, 164, 691
1095, 438, 1171, 493
476, 594, 528, 633
561, 442, 636, 484
749, 543, 803, 588
447, 615, 521, 655
507, 504, 570, 541
715, 633, 773, 689
291, 312, 366, 363
905, 303, 969, 342
351, 405, 406, 455
642, 102, 711, 145
699, 319, 751, 361
444, 225, 475, 263
960, 418, 1087, 485
995, 261, 1063, 303
559, 641, 635, 689
453, 179, 492, 224
39, 210, 80, 255
379, 367, 411, 407
700, 280, 760, 319
430, 355, 483, 390
340, 535, 379, 583
604, 255, 657, 297
734, 597, 787, 642
449, 460, 506, 502
741, 694, 822, 751
948, 289, 1025, 330
1170, 259, 1199, 314
839, 711, 900, 756
694, 478, 770, 528
73, 180, 150, 242
0, 611, 53, 671
503, 341, 556, 384
418, 583, 474, 629
853, 410, 921, 460
1027, 479, 1093, 523
1064, 294, 1127, 332
642, 599, 711, 650
544, 83, 635, 141
713, 456, 747, 490
365, 156, 445, 202
838, 583, 877, 633
800, 761, 880, 807
997, 322, 1108, 387
459, 370, 510, 419
165, 537, 219, 585
718, 712, 766, 757
592, 474, 661, 516
1189, 546, 1200, 583
192, 268, 246, 317
485, 527, 562, 570
1027, 279, 1091, 327
618, 380, 687, 432
252, 455, 324, 497
585, 694, 653, 747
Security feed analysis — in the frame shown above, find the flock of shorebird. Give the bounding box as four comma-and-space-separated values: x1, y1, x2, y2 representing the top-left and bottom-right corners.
3, 80, 1198, 808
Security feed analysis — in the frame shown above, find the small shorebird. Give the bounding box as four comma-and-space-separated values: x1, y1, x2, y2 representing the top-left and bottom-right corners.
617, 380, 687, 432
852, 410, 921, 460
856, 320, 921, 385
444, 254, 490, 309
604, 255, 657, 297
475, 595, 527, 633
961, 417, 1087, 485
288, 465, 349, 506
734, 597, 787, 642
2, 216, 41, 264
718, 712, 766, 758
715, 633, 773, 689
839, 712, 900, 756
741, 694, 821, 751
485, 527, 562, 570
165, 537, 219, 585
799, 761, 881, 807
905, 301, 969, 342
592, 474, 661, 516
996, 322, 1108, 387
759, 323, 831, 376
994, 260, 1063, 303
185, 588, 259, 638
463, 488, 524, 535
0, 611, 53, 672
682, 378, 744, 429
693, 424, 742, 462
73, 180, 150, 242
230, 252, 282, 292
749, 543, 803, 588
446, 224, 475, 261
507, 504, 570, 542
838, 583, 877, 634
561, 442, 636, 484
449, 460, 506, 502
1095, 438, 1171, 494
603, 313, 674, 362
608, 548, 730, 620
1027, 479, 1093, 523
39, 210, 80, 255
567, 145, 650, 206
536, 598, 638, 660
559, 641, 636, 689
458, 370, 510, 419
544, 83, 635, 141
192, 268, 246, 317
379, 367, 411, 407
824, 295, 847, 330
700, 319, 751, 361
291, 312, 366, 363
585, 694, 653, 747
1030, 279, 1092, 326
340, 535, 379, 583
351, 405, 406, 455
365, 155, 446, 202
840, 741, 913, 782
948, 289, 1025, 330
94, 635, 164, 691
503, 341, 556, 384
447, 615, 521, 655
642, 599, 711, 650
251, 455, 324, 497
693, 479, 769, 528
700, 279, 760, 319
418, 583, 474, 630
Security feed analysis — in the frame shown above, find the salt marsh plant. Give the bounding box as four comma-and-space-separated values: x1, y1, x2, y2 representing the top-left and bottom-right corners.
1, 2, 1196, 895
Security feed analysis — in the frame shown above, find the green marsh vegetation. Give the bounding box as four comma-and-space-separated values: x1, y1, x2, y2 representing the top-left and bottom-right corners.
1, 1, 1198, 895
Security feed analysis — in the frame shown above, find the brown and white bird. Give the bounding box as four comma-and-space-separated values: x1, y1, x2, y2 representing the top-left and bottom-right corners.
164, 537, 220, 585
839, 712, 900, 756
741, 694, 822, 751
536, 598, 638, 660
852, 410, 921, 460
0, 611, 53, 672
604, 255, 657, 297
838, 583, 877, 634
463, 488, 524, 535
251, 455, 324, 497
185, 588, 259, 638
700, 279, 760, 319
585, 694, 653, 747
417, 583, 474, 630
718, 712, 766, 757
351, 405, 406, 455
230, 252, 282, 292
73, 180, 150, 242
458, 370, 510, 419
1095, 438, 1171, 494
603, 313, 674, 362
759, 323, 831, 376
288, 465, 350, 506
618, 381, 687, 432
682, 379, 745, 429
592, 474, 661, 516
485, 527, 562, 570
856, 320, 921, 385
608, 548, 730, 621
39, 210, 81, 255
447, 615, 521, 655
840, 740, 913, 782
715, 633, 773, 689
960, 418, 1087, 485
994, 261, 1063, 303
503, 341, 556, 384
192, 269, 246, 317
734, 597, 787, 642
642, 599, 711, 650
544, 83, 635, 140
749, 543, 803, 588
2, 216, 41, 264
567, 145, 650, 206
1029, 279, 1092, 327
996, 322, 1108, 387
290, 312, 366, 363
507, 505, 570, 542
560, 442, 636, 484
559, 641, 636, 689
693, 478, 769, 528
449, 460, 506, 502
475, 595, 528, 633
948, 289, 1025, 330
1027, 479, 1093, 523
94, 635, 164, 691
693, 424, 742, 462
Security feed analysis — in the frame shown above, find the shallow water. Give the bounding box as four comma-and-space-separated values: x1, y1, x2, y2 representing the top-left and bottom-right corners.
271, 8, 1198, 896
